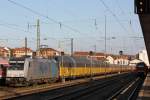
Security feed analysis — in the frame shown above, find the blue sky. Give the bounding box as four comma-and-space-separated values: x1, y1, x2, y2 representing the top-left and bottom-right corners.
0, 0, 145, 54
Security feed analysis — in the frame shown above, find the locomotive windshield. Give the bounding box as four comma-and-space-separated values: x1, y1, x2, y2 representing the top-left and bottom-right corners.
8, 61, 24, 70
136, 62, 146, 68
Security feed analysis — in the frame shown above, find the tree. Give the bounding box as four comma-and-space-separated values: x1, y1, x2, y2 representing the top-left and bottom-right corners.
119, 50, 123, 55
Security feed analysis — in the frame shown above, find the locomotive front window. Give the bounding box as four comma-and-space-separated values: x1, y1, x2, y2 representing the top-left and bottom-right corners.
137, 64, 144, 67
136, 62, 146, 68
8, 63, 24, 70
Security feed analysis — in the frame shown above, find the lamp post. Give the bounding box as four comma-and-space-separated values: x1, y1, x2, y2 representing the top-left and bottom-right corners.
104, 15, 107, 77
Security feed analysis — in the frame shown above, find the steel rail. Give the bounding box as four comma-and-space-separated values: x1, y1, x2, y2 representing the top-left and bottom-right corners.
107, 77, 142, 100
47, 74, 132, 100
1, 73, 134, 100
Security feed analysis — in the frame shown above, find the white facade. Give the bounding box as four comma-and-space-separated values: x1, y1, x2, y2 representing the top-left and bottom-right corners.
139, 50, 150, 66
106, 56, 114, 64
106, 56, 130, 65
114, 58, 129, 65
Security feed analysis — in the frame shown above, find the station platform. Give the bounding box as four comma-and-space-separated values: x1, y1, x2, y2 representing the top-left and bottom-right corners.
138, 73, 150, 100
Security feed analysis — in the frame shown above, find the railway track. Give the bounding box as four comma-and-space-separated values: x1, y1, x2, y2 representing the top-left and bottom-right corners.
47, 75, 129, 100
0, 72, 129, 100
66, 73, 139, 100
5, 72, 139, 100
108, 77, 144, 100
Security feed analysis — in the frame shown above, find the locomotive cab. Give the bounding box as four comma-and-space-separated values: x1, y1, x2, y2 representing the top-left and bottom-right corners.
6, 58, 25, 86
136, 62, 148, 77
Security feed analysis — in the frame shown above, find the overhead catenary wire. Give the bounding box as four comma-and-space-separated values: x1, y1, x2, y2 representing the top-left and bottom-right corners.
98, 0, 136, 54
98, 0, 129, 33
115, 0, 141, 37
0, 19, 34, 33
6, 0, 143, 54
7, 0, 82, 34
129, 20, 136, 34
115, 0, 125, 15
0, 23, 33, 34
